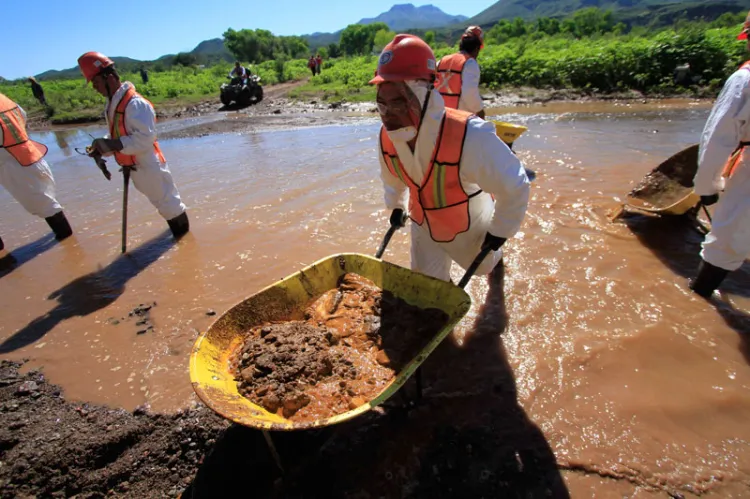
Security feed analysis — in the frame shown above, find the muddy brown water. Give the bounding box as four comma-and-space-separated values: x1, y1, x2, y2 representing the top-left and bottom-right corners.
3, 100, 750, 496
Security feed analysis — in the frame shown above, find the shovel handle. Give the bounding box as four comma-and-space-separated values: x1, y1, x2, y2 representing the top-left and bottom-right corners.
457, 247, 493, 289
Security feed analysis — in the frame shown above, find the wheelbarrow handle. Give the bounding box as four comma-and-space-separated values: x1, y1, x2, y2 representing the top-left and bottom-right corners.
375, 224, 400, 259
457, 247, 493, 289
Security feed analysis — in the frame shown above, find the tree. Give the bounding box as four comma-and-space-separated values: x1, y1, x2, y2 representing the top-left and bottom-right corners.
173, 52, 197, 66
373, 29, 396, 53
223, 28, 308, 63
328, 43, 342, 58
339, 23, 389, 56
424, 30, 436, 46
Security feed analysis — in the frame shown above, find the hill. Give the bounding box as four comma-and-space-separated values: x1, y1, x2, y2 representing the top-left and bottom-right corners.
467, 0, 750, 26
304, 3, 468, 49
358, 3, 467, 31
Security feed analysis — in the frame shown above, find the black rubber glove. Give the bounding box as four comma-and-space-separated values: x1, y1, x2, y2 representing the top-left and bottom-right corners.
700, 194, 719, 206
482, 233, 507, 251
390, 209, 407, 228
90, 138, 123, 155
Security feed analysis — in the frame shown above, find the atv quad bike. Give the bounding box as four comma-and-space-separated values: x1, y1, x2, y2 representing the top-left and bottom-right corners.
220, 75, 263, 107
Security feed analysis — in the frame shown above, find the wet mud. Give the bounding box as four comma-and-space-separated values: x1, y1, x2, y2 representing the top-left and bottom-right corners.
628, 144, 699, 208
233, 273, 448, 421
0, 360, 229, 499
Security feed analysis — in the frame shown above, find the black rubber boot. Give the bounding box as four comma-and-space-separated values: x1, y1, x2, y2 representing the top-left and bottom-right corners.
689, 259, 729, 298
0, 235, 16, 270
167, 211, 190, 239
45, 211, 73, 241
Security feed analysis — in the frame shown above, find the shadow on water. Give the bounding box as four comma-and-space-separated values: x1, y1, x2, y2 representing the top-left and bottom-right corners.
182, 264, 570, 499
0, 230, 177, 354
0, 233, 59, 278
623, 212, 750, 362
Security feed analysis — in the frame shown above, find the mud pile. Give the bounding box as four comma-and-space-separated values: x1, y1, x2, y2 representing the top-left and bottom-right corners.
0, 360, 229, 498
233, 273, 449, 422
628, 144, 699, 208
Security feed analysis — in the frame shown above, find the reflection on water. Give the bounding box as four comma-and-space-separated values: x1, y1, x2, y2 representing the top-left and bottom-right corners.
1, 101, 749, 496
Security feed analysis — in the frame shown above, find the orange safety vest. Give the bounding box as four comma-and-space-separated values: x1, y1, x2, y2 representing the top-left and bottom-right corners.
0, 93, 48, 166
722, 61, 750, 179
380, 108, 480, 243
435, 52, 470, 110
109, 87, 166, 167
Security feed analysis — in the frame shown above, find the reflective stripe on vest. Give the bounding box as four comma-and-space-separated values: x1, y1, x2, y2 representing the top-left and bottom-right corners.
435, 53, 469, 110
722, 61, 750, 179
109, 87, 166, 167
380, 108, 480, 243
0, 93, 47, 167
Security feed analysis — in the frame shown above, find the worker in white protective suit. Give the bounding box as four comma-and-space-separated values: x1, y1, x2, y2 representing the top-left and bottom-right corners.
0, 92, 73, 265
690, 12, 750, 297
435, 26, 485, 119
371, 34, 530, 283
76, 52, 189, 238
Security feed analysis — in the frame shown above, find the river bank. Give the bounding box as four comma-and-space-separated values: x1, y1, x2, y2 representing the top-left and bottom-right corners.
26, 84, 716, 135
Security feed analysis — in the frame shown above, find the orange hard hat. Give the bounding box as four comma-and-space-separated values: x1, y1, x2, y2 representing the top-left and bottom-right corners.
462, 25, 484, 49
77, 52, 114, 83
738, 11, 750, 40
369, 34, 436, 85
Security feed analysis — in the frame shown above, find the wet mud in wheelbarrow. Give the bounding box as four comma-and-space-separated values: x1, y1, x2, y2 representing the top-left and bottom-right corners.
232, 273, 450, 422
182, 265, 569, 498
623, 144, 701, 216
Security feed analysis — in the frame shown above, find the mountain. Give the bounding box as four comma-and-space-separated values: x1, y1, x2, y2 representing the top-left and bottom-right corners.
467, 0, 750, 26
358, 3, 467, 31
303, 3, 468, 49
36, 57, 142, 80
34, 39, 234, 81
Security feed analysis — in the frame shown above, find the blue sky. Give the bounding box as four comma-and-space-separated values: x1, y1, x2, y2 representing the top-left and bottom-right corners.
3, 0, 494, 79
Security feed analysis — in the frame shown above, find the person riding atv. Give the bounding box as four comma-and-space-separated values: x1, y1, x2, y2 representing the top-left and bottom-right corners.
229, 61, 248, 84
220, 61, 263, 107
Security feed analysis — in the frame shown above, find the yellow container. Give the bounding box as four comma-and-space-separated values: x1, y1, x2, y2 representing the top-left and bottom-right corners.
626, 191, 700, 216
493, 121, 529, 145
189, 253, 471, 431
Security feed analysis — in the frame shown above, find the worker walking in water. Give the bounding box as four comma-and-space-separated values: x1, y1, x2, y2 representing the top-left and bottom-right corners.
0, 92, 73, 245
371, 34, 529, 283
435, 26, 486, 119
690, 12, 750, 297
77, 52, 189, 238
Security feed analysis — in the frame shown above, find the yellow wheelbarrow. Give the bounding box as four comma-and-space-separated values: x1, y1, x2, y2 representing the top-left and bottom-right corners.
624, 144, 701, 216
189, 252, 472, 432
493, 120, 536, 182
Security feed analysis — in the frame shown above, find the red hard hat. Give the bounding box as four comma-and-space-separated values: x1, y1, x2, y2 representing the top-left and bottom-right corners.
369, 34, 436, 85
738, 11, 750, 40
462, 25, 485, 49
77, 52, 114, 83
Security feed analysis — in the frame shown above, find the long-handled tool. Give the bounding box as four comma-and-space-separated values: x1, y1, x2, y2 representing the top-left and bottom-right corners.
121, 166, 133, 254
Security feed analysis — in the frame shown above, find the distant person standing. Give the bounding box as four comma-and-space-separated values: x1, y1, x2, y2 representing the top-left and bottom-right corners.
27, 77, 47, 106
308, 56, 316, 76
0, 92, 73, 243
435, 26, 486, 119
140, 67, 149, 85
315, 54, 322, 75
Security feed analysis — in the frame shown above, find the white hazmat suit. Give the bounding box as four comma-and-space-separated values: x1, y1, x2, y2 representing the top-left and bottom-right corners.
0, 105, 62, 219
378, 82, 530, 281
105, 82, 185, 221
695, 64, 750, 271
456, 56, 484, 115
